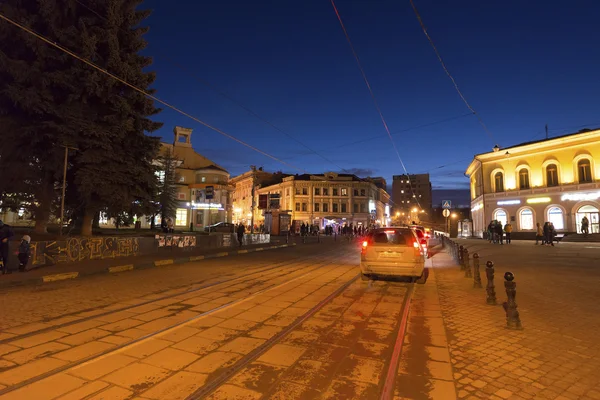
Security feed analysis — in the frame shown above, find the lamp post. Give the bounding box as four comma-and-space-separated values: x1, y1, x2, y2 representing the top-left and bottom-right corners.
59, 145, 77, 237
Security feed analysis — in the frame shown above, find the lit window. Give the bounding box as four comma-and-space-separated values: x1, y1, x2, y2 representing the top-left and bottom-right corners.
519, 209, 534, 230
156, 170, 165, 184
546, 164, 558, 187
519, 169, 530, 189
341, 188, 348, 196
548, 207, 564, 230
578, 159, 592, 183
175, 208, 187, 226
201, 176, 206, 183
494, 172, 504, 192
493, 209, 507, 227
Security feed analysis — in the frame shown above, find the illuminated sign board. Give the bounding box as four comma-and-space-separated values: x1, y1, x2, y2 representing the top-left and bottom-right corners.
497, 200, 521, 206
561, 191, 600, 202
191, 203, 224, 210
471, 203, 483, 212
526, 197, 551, 204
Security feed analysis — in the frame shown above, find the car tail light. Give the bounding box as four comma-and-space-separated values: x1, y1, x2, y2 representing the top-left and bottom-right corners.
413, 241, 419, 249
362, 241, 368, 248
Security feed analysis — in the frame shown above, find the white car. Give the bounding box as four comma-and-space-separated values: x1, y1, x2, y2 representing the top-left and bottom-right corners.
360, 227, 427, 283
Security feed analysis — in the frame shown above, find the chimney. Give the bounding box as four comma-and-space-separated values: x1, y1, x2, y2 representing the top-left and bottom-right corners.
493, 144, 500, 152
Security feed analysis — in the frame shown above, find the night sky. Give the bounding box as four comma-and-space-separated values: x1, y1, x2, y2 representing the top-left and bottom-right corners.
140, 0, 600, 193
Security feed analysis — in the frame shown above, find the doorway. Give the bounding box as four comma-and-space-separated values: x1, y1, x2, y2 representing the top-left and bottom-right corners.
576, 205, 599, 233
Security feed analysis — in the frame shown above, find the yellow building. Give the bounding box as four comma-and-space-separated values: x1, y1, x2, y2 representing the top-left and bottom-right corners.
251, 172, 391, 230
229, 168, 286, 226
159, 127, 232, 229
465, 128, 600, 237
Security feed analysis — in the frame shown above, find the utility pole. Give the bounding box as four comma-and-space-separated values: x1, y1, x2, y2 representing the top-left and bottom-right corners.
250, 165, 256, 233
59, 145, 78, 237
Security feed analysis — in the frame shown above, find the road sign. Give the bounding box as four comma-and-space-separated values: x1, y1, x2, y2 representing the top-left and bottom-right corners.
205, 186, 214, 200
442, 209, 450, 218
442, 200, 452, 209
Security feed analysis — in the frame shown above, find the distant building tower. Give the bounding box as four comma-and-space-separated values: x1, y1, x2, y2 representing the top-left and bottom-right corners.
392, 174, 433, 213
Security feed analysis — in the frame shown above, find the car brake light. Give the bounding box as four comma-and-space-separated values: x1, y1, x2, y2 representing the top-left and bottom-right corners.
362, 241, 368, 248
384, 230, 395, 233
413, 241, 419, 249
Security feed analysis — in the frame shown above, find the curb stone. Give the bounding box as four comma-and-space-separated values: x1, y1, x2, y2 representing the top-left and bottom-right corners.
1, 243, 297, 288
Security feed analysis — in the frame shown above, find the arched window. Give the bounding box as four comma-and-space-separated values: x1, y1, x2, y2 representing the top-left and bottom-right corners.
547, 207, 564, 230
546, 164, 559, 187
578, 159, 592, 183
519, 208, 534, 230
494, 172, 504, 192
493, 209, 508, 227
519, 169, 530, 189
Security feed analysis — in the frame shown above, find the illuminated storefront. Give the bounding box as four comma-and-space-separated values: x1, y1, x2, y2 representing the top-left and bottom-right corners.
466, 128, 600, 236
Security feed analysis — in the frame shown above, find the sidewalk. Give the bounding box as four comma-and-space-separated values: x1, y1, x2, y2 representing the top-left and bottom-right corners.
0, 239, 296, 288
430, 249, 600, 400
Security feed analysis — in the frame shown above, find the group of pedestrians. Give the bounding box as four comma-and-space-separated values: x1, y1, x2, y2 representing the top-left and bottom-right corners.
0, 220, 32, 274
536, 221, 557, 246
486, 220, 513, 245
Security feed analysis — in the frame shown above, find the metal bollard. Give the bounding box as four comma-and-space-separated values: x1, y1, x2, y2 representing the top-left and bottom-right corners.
472, 253, 482, 288
464, 249, 472, 278
502, 272, 523, 329
459, 245, 465, 270
485, 261, 497, 305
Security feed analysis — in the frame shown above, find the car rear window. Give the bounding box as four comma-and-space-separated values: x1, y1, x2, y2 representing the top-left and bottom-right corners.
371, 230, 409, 245
414, 229, 424, 239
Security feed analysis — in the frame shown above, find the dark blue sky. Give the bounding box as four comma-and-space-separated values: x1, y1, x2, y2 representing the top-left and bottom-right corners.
141, 0, 600, 190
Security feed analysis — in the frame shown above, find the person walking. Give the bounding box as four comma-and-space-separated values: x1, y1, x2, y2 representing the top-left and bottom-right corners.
236, 223, 245, 247
494, 221, 504, 245
504, 222, 513, 244
581, 216, 589, 236
547, 222, 556, 246
0, 220, 15, 274
535, 222, 544, 245
18, 235, 32, 272
542, 222, 549, 245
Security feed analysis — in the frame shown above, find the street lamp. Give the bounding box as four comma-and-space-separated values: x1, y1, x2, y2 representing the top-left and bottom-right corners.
451, 213, 457, 219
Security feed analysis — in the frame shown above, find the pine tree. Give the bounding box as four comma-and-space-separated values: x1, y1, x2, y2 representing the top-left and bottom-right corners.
0, 0, 162, 236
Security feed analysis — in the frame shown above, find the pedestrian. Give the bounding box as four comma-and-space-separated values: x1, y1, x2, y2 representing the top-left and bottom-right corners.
167, 218, 174, 233
547, 222, 556, 246
494, 221, 503, 245
535, 222, 543, 245
18, 235, 31, 272
542, 222, 549, 245
581, 216, 589, 236
504, 222, 513, 244
0, 220, 15, 274
236, 223, 245, 247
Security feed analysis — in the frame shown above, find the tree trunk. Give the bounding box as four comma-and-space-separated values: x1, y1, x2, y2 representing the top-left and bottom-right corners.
81, 208, 95, 236
33, 174, 54, 234
92, 211, 100, 229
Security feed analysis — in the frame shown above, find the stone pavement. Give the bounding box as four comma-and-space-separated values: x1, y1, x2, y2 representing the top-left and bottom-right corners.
431, 246, 600, 400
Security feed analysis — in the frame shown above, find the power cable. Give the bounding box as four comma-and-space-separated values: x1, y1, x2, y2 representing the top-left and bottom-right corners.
0, 11, 306, 173
74, 0, 351, 175
336, 112, 473, 150
408, 0, 495, 143
330, 0, 423, 210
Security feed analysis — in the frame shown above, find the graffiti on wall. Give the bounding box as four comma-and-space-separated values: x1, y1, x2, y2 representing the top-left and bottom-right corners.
156, 235, 197, 248
29, 237, 140, 266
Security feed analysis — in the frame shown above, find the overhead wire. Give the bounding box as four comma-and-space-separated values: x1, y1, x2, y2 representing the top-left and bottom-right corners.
0, 11, 306, 173
74, 0, 352, 175
408, 0, 495, 144
330, 0, 424, 210
336, 112, 473, 150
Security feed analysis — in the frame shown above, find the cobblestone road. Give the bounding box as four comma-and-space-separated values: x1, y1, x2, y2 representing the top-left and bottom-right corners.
1, 238, 597, 399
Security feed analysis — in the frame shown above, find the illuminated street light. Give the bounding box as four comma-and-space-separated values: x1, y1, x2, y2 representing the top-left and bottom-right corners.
396, 211, 400, 217
451, 213, 457, 218
412, 207, 418, 212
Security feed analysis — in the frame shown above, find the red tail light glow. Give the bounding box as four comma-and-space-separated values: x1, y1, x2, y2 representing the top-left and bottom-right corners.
362, 241, 368, 248
413, 241, 419, 248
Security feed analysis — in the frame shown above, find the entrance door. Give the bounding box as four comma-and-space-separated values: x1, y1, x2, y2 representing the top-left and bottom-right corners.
576, 205, 599, 233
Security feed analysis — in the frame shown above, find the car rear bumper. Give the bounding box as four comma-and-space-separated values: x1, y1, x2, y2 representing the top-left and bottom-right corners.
360, 261, 425, 277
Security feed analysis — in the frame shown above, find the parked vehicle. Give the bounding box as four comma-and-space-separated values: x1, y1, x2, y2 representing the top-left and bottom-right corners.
360, 227, 427, 283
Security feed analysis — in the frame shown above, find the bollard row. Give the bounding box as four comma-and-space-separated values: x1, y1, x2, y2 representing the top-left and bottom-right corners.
441, 236, 523, 330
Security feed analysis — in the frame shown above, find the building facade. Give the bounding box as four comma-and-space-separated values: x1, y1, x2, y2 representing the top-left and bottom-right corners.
249, 172, 390, 230
392, 174, 432, 211
159, 127, 233, 229
229, 168, 289, 226
465, 128, 600, 237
